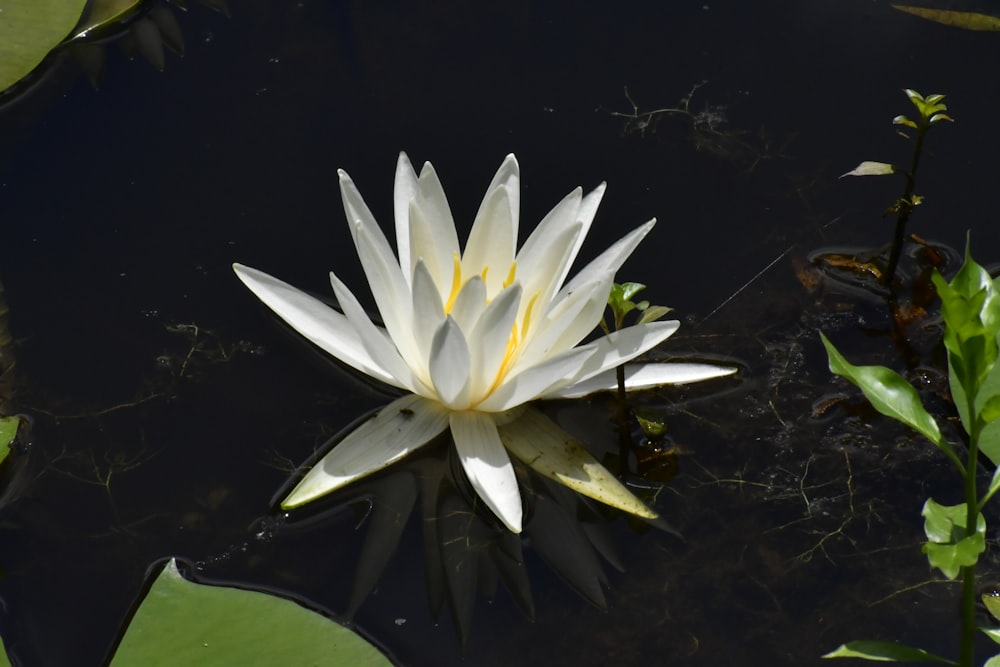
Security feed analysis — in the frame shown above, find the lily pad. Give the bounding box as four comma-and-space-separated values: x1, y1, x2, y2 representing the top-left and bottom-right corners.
109, 559, 393, 667
0, 0, 88, 92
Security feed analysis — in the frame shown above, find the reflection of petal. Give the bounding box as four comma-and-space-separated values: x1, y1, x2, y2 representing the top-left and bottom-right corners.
499, 407, 656, 518
550, 362, 738, 399
281, 395, 448, 509
345, 473, 418, 619
450, 411, 522, 533
524, 492, 609, 609
232, 264, 403, 388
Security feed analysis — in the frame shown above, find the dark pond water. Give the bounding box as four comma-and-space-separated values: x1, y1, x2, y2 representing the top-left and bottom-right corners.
2, 1, 1000, 665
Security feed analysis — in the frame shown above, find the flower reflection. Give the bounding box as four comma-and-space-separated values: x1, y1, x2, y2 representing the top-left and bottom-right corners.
235, 153, 734, 532
276, 423, 678, 647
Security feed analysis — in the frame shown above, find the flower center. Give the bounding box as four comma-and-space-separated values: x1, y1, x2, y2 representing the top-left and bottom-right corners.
441, 253, 541, 406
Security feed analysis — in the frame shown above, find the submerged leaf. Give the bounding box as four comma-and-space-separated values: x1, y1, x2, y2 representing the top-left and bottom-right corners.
892, 5, 1000, 31
109, 558, 392, 666
823, 639, 956, 663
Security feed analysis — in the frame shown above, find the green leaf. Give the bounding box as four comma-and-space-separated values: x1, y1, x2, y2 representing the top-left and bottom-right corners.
617, 282, 647, 302
982, 593, 1000, 625
823, 640, 956, 663
637, 305, 673, 325
109, 559, 393, 667
0, 0, 88, 93
893, 115, 917, 129
984, 654, 1000, 667
892, 5, 1000, 31
67, 0, 143, 40
921, 499, 986, 579
980, 420, 1000, 469
821, 333, 944, 447
983, 465, 1000, 506
840, 161, 896, 178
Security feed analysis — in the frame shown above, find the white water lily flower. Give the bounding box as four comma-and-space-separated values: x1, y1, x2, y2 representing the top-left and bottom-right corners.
234, 153, 735, 533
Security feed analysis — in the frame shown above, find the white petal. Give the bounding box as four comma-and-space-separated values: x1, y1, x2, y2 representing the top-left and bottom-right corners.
281, 395, 449, 509
448, 275, 487, 335
354, 226, 421, 366
462, 185, 516, 297
560, 182, 606, 288
408, 161, 460, 292
476, 345, 595, 412
560, 320, 681, 390
468, 284, 522, 401
474, 154, 520, 238
515, 188, 581, 295
232, 264, 403, 388
548, 362, 738, 399
410, 260, 445, 384
393, 153, 419, 282
338, 169, 381, 248
429, 317, 472, 408
328, 271, 419, 393
515, 221, 584, 336
450, 411, 522, 533
514, 275, 612, 370
555, 220, 656, 306
499, 407, 657, 518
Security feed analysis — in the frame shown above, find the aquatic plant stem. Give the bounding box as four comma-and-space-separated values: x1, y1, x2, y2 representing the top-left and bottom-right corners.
958, 404, 983, 667
615, 364, 632, 473
882, 121, 927, 286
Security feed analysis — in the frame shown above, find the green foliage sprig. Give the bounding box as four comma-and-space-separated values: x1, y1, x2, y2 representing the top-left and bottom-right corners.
821, 245, 1000, 667
841, 89, 953, 286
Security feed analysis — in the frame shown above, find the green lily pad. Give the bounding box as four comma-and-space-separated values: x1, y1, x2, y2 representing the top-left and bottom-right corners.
0, 0, 88, 92
109, 559, 393, 667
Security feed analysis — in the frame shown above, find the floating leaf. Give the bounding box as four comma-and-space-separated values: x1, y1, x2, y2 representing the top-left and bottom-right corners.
109, 559, 393, 667
840, 161, 896, 178
892, 5, 1000, 31
67, 0, 143, 41
0, 0, 88, 92
823, 640, 956, 663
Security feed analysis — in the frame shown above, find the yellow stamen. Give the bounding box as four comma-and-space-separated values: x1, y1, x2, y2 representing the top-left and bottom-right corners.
521, 292, 539, 339
484, 323, 520, 399
481, 266, 489, 281
502, 261, 517, 289
444, 252, 462, 313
